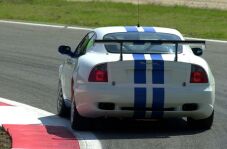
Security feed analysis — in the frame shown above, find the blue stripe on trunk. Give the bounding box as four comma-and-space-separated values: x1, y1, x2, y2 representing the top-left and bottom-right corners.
133, 54, 146, 118
134, 88, 147, 118
152, 88, 165, 118
151, 54, 164, 84
133, 54, 146, 84
150, 54, 165, 118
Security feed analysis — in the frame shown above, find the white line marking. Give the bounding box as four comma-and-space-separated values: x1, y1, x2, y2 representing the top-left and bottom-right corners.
0, 20, 93, 31
0, 97, 102, 149
1, 20, 227, 43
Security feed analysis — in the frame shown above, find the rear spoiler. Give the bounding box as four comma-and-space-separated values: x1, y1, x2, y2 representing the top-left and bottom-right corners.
95, 40, 205, 62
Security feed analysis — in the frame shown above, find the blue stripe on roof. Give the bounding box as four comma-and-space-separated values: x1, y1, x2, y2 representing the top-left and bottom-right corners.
125, 26, 138, 32
143, 27, 156, 33
152, 88, 165, 118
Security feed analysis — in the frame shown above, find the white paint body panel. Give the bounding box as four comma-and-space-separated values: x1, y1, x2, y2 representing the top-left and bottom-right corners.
59, 26, 215, 120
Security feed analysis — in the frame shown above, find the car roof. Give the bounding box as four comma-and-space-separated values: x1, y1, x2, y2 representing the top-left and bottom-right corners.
94, 26, 184, 40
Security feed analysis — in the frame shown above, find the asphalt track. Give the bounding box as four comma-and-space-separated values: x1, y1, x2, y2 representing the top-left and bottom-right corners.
0, 22, 227, 149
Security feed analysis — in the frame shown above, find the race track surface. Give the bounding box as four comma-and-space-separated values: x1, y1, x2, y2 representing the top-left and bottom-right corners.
0, 22, 227, 149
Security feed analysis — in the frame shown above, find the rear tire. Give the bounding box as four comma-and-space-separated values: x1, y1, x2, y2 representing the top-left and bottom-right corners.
57, 80, 69, 117
187, 110, 214, 130
70, 101, 93, 130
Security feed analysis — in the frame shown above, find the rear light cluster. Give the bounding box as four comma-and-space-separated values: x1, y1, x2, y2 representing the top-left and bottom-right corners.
190, 64, 208, 83
88, 63, 108, 82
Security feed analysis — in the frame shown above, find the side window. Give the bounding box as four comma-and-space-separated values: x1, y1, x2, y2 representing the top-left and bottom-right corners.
74, 32, 96, 56
86, 34, 96, 50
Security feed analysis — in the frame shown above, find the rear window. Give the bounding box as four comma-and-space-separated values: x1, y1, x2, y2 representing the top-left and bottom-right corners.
103, 32, 183, 54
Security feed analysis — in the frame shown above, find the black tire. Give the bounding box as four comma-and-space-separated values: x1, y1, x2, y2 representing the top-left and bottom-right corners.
187, 110, 214, 130
70, 102, 93, 130
57, 80, 69, 117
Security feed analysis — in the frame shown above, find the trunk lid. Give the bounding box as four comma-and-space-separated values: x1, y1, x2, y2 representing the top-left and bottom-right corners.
108, 54, 191, 87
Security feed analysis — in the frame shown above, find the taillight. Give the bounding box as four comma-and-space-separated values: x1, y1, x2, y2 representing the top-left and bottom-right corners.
190, 64, 208, 83
88, 63, 108, 82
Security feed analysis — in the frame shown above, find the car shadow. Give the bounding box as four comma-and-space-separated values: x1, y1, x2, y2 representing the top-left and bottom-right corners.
91, 118, 207, 139
38, 115, 207, 140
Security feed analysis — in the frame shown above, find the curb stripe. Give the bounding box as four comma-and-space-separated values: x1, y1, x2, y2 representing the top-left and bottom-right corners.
3, 124, 80, 149
0, 97, 102, 149
0, 102, 12, 106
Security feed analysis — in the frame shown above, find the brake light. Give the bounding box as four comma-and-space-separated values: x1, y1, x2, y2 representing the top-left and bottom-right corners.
88, 63, 108, 82
190, 65, 208, 83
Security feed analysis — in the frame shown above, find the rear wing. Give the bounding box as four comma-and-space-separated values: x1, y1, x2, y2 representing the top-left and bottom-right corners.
95, 40, 206, 62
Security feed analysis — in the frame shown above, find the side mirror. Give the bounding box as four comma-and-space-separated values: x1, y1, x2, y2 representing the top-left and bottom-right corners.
192, 48, 203, 56
58, 45, 73, 57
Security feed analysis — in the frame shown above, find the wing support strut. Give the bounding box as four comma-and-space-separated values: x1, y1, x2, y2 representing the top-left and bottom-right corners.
95, 40, 206, 62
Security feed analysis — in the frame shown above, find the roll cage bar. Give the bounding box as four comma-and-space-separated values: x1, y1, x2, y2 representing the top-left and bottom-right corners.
95, 40, 206, 62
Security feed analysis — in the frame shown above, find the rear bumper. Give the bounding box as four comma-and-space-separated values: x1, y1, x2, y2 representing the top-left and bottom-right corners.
74, 83, 215, 120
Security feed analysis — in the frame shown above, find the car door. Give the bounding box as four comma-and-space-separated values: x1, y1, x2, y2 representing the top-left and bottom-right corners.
61, 32, 96, 101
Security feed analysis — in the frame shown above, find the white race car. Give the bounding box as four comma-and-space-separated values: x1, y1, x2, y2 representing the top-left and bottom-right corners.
57, 26, 215, 130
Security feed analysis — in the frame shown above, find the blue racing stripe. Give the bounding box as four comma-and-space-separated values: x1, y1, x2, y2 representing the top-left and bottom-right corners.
151, 54, 164, 84
152, 88, 165, 118
143, 27, 156, 32
133, 54, 146, 84
134, 88, 146, 118
150, 54, 165, 118
125, 26, 138, 32
133, 54, 146, 118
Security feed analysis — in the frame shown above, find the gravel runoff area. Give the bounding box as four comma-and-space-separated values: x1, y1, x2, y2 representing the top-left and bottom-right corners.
70, 0, 227, 10
0, 127, 11, 149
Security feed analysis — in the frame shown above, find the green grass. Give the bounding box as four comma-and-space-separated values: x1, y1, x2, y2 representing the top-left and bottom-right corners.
0, 127, 11, 149
0, 0, 227, 39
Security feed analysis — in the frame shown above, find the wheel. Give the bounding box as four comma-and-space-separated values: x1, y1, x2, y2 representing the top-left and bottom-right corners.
70, 101, 93, 130
187, 110, 214, 130
57, 80, 69, 117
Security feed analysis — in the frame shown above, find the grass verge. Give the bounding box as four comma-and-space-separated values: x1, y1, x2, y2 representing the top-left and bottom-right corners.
0, 127, 11, 149
0, 0, 227, 39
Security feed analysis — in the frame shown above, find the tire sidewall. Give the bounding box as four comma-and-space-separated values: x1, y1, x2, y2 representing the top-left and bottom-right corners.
57, 80, 68, 116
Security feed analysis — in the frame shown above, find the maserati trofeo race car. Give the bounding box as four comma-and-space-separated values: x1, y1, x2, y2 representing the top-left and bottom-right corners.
57, 26, 215, 130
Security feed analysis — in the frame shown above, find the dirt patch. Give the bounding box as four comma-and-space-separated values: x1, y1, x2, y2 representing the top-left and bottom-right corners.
70, 0, 227, 10
0, 127, 11, 149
